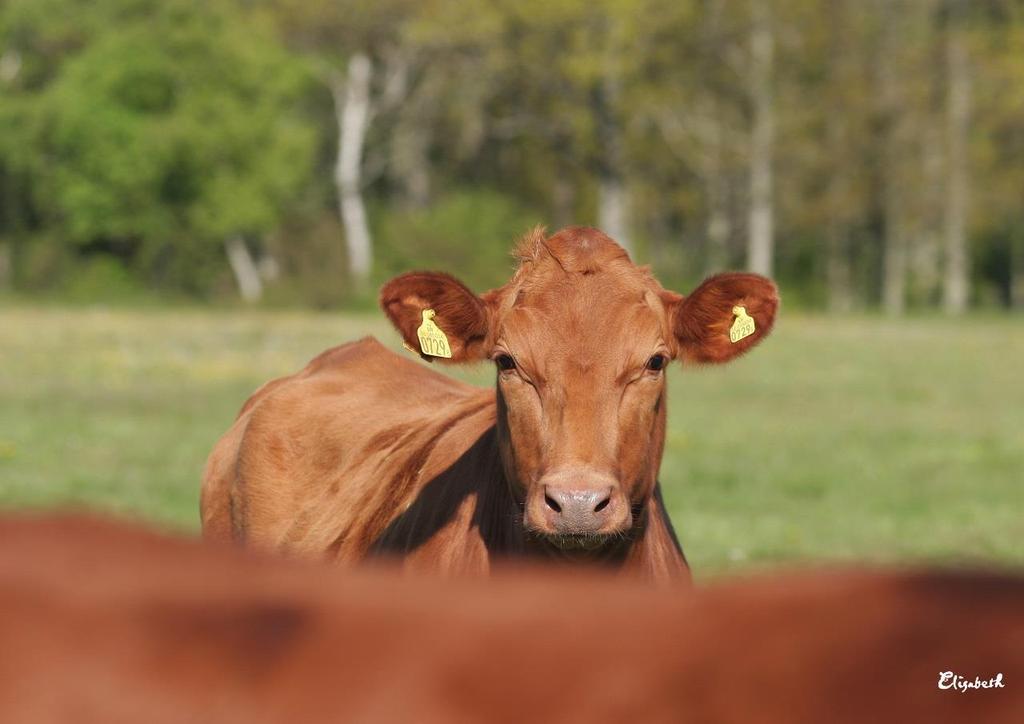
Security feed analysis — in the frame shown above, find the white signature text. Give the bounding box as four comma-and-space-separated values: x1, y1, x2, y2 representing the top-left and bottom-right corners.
937, 671, 1005, 693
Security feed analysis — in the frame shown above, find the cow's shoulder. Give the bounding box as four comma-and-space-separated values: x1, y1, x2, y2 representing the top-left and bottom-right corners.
221, 337, 497, 552
300, 336, 397, 378
240, 336, 478, 418
237, 336, 488, 467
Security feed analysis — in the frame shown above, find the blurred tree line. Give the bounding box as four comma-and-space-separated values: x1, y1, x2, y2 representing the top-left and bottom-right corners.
0, 0, 1022, 310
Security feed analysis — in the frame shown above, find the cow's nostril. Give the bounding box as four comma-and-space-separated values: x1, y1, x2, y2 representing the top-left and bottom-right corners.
544, 493, 562, 513
593, 496, 610, 513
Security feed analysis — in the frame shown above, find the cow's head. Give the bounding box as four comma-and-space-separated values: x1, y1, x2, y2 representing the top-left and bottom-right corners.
381, 227, 778, 551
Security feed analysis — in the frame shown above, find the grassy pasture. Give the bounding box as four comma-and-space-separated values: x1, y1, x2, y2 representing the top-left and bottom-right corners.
1, 306, 1021, 577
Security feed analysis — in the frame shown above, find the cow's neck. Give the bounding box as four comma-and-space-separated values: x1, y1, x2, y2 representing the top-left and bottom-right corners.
621, 484, 690, 582
368, 425, 521, 574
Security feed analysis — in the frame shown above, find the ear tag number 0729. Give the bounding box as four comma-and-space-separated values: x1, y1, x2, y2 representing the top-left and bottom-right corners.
417, 309, 452, 358
729, 306, 756, 344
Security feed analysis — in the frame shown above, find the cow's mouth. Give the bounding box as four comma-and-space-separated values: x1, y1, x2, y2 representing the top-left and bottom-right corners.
539, 531, 619, 552
528, 528, 622, 557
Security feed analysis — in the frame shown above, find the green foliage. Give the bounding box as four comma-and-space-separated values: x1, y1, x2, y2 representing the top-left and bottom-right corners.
0, 0, 316, 295
1, 0, 1024, 307
375, 190, 542, 292
61, 255, 147, 303
264, 211, 351, 309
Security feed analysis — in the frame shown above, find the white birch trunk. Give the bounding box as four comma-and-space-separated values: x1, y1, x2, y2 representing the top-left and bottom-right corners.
225, 236, 263, 303
879, 4, 908, 316
332, 52, 374, 286
596, 31, 631, 254
942, 5, 971, 314
388, 56, 428, 209
703, 134, 731, 273
391, 119, 430, 209
913, 121, 945, 299
826, 0, 852, 312
705, 168, 731, 272
553, 174, 576, 230
825, 99, 853, 312
598, 178, 629, 253
825, 113, 853, 312
702, 0, 730, 273
747, 0, 774, 276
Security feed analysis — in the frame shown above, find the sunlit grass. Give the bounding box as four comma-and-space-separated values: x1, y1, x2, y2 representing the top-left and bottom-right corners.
1, 305, 1021, 577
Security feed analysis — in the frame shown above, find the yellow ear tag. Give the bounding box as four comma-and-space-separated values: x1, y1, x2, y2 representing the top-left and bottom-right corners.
729, 305, 756, 343
416, 309, 452, 358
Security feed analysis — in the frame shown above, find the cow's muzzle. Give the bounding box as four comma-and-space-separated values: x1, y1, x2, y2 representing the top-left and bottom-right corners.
525, 470, 631, 537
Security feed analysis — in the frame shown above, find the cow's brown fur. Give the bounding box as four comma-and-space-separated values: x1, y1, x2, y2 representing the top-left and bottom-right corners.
202, 227, 778, 578
1, 515, 1021, 724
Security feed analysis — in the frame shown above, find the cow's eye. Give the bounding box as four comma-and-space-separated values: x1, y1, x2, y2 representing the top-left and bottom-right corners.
496, 354, 517, 372
646, 354, 667, 372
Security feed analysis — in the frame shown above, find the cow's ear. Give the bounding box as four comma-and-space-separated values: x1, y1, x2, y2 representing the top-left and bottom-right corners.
666, 273, 779, 364
379, 272, 492, 362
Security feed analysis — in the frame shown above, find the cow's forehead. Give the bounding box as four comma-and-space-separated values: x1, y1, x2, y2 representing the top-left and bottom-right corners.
495, 267, 669, 364
490, 226, 673, 364
508, 267, 658, 316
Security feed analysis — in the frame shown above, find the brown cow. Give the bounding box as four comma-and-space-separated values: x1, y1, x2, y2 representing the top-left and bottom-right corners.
201, 226, 779, 578
1, 514, 1021, 724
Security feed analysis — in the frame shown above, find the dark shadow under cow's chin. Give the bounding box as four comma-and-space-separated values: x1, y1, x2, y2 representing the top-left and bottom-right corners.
523, 528, 635, 563
544, 532, 621, 552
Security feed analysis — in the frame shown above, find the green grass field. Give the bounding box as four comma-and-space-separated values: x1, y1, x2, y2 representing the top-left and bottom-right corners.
1, 306, 1021, 577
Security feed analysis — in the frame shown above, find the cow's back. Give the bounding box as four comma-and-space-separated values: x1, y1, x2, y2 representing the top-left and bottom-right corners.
201, 337, 497, 562
2, 515, 1022, 724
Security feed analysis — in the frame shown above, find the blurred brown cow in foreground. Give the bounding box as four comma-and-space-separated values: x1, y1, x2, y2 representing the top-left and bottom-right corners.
201, 226, 779, 581
1, 515, 1020, 724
